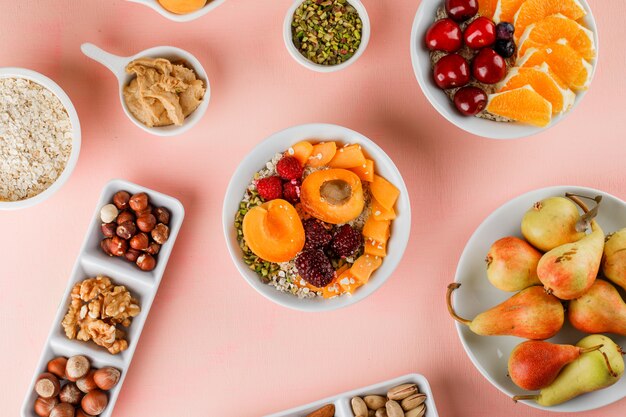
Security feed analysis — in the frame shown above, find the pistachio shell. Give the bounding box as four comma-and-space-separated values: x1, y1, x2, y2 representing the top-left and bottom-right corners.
364, 395, 387, 411
401, 393, 427, 411
385, 400, 404, 417
404, 404, 426, 417
387, 383, 418, 400
352, 396, 368, 417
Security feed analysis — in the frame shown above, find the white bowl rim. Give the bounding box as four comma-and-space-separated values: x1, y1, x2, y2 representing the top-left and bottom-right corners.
410, 0, 599, 140
283, 0, 371, 73
0, 67, 81, 210
222, 123, 411, 312
125, 0, 227, 22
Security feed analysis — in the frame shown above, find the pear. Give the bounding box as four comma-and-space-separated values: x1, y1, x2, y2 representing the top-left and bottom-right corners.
521, 197, 585, 252
486, 237, 542, 292
569, 279, 626, 335
446, 284, 564, 339
603, 228, 626, 291
513, 335, 624, 407
508, 340, 604, 391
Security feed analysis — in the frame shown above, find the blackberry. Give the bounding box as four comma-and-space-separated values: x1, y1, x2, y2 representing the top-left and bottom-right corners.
295, 249, 335, 287
303, 218, 332, 250
330, 224, 363, 258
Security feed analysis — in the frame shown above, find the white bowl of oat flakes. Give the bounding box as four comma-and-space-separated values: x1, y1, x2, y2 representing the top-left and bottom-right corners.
0, 68, 80, 210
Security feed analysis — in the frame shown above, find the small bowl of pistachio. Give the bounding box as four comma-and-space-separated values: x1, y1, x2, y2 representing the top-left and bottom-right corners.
283, 0, 370, 73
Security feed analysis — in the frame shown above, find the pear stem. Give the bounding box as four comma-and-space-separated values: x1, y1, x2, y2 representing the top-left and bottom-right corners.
580, 344, 604, 354
512, 395, 538, 403
565, 193, 602, 232
600, 350, 619, 378
446, 283, 472, 326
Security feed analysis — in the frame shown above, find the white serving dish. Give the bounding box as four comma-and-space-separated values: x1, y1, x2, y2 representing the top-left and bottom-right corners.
452, 185, 626, 412
21, 179, 184, 417
410, 0, 599, 140
80, 43, 210, 137
0, 68, 81, 210
125, 0, 227, 22
266, 373, 439, 417
223, 123, 411, 312
283, 0, 371, 73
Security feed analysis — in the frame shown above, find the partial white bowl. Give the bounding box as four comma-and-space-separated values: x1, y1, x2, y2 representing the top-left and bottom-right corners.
283, 0, 371, 73
125, 0, 227, 22
223, 123, 411, 312
81, 43, 210, 137
452, 185, 626, 412
410, 0, 599, 140
0, 68, 81, 210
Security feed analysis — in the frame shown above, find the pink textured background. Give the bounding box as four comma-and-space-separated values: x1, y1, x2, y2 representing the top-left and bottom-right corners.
1, 0, 626, 416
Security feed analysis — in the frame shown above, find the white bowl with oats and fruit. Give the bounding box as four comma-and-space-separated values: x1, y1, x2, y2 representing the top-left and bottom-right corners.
125, 0, 227, 22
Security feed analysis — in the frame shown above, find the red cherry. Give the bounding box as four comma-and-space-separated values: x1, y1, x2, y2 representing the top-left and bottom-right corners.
425, 18, 462, 52
445, 0, 478, 22
454, 86, 488, 116
433, 53, 470, 89
464, 17, 496, 49
472, 48, 507, 84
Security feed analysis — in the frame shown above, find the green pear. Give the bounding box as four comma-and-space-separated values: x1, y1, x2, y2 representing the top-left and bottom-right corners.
569, 279, 626, 335
603, 228, 626, 291
521, 197, 586, 252
447, 284, 564, 339
486, 237, 542, 292
513, 335, 624, 407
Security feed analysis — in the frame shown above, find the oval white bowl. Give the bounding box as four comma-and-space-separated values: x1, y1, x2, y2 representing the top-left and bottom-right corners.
125, 0, 227, 22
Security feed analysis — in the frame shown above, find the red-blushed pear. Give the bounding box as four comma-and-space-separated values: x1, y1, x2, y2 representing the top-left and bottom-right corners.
446, 284, 564, 339
537, 195, 604, 300
508, 340, 604, 391
603, 228, 626, 291
486, 236, 542, 292
569, 279, 626, 336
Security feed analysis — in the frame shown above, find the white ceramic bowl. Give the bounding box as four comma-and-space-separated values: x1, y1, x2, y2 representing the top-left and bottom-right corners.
125, 0, 227, 22
81, 43, 210, 137
452, 185, 626, 412
223, 123, 411, 312
410, 0, 599, 139
283, 0, 371, 73
0, 68, 81, 210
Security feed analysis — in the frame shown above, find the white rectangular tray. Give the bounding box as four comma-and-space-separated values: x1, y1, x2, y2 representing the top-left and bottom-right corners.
21, 179, 185, 417
266, 374, 439, 417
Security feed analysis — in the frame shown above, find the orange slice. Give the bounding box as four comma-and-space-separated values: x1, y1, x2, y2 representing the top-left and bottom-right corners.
479, 0, 498, 19
518, 43, 593, 91
514, 0, 586, 42
486, 86, 553, 127
518, 14, 595, 60
493, 0, 526, 24
499, 64, 575, 114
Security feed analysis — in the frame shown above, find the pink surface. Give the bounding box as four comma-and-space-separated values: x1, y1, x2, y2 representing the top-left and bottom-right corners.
1, 0, 626, 416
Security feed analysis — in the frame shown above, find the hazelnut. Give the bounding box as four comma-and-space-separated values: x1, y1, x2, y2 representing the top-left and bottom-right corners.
116, 210, 135, 225
65, 355, 90, 381
100, 238, 113, 257
145, 242, 160, 255
99, 204, 118, 224
136, 204, 153, 217
76, 370, 98, 393
116, 221, 136, 240
136, 253, 156, 271
125, 248, 141, 263
109, 236, 128, 257
130, 233, 149, 250
93, 367, 121, 391
75, 410, 94, 417
35, 373, 60, 398
46, 357, 67, 379
81, 390, 108, 415
136, 213, 157, 233
151, 223, 170, 244
50, 403, 75, 417
34, 396, 59, 417
153, 207, 170, 224
100, 223, 116, 238
129, 192, 149, 213
112, 191, 131, 210
59, 382, 83, 405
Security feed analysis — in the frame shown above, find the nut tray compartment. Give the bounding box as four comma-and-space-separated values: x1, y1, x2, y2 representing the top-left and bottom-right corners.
21, 179, 184, 417
266, 373, 439, 417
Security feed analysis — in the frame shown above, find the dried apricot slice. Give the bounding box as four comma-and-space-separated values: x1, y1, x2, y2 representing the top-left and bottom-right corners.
370, 175, 400, 211
349, 159, 375, 182
328, 144, 367, 169
158, 0, 207, 14
307, 141, 337, 167
350, 254, 383, 284
301, 169, 365, 224
287, 141, 314, 166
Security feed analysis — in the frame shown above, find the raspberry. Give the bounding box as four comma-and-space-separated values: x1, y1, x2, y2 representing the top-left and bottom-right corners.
330, 224, 363, 258
256, 176, 283, 201
303, 218, 332, 250
276, 156, 303, 180
295, 249, 335, 287
283, 180, 301, 205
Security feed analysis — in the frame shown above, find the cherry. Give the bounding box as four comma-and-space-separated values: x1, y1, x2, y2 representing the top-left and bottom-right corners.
454, 86, 488, 116
445, 0, 478, 22
464, 17, 496, 49
425, 18, 462, 52
472, 48, 507, 84
433, 53, 470, 89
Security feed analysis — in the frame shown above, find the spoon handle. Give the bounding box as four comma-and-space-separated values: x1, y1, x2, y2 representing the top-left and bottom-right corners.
80, 43, 129, 82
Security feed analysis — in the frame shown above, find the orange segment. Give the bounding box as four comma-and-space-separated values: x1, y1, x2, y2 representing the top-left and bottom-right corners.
372, 198, 397, 221
349, 159, 375, 182
478, 0, 498, 19
328, 144, 367, 169
350, 254, 383, 284
307, 141, 337, 167
518, 43, 593, 91
493, 0, 526, 24
518, 14, 595, 60
486, 86, 553, 127
514, 0, 587, 42
499, 64, 576, 114
370, 175, 400, 211
287, 141, 314, 166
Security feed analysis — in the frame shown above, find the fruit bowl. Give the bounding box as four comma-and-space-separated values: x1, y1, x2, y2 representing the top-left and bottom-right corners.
410, 0, 599, 139
222, 123, 411, 312
125, 0, 227, 22
452, 185, 626, 412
